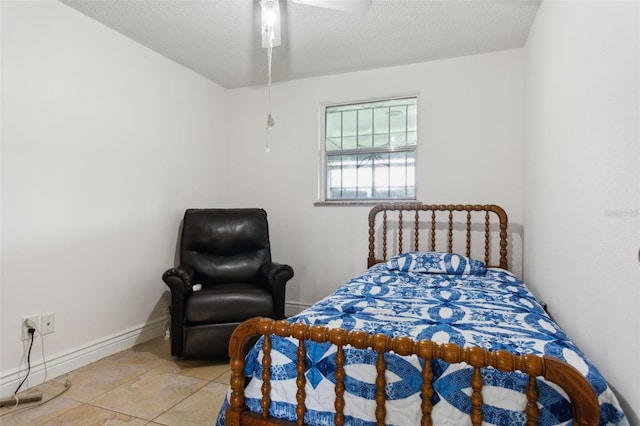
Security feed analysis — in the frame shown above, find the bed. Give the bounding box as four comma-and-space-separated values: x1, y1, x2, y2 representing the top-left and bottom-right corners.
216, 203, 627, 426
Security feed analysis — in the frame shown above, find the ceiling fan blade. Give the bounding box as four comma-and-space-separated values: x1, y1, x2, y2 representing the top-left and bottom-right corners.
291, 0, 372, 14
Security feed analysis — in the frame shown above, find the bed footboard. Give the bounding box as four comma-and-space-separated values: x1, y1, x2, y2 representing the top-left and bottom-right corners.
226, 317, 600, 426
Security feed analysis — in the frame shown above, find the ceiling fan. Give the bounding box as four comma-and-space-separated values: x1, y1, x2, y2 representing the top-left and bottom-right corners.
260, 0, 372, 48
259, 0, 372, 151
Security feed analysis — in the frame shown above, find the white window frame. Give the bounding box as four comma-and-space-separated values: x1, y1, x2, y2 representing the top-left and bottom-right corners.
318, 95, 418, 204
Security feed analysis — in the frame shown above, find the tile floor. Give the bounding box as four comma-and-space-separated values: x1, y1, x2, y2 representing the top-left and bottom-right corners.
0, 337, 231, 425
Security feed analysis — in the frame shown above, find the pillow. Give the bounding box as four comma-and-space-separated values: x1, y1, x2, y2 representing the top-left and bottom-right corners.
385, 251, 487, 275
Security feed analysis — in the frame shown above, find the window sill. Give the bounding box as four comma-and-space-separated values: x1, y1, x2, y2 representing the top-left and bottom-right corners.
314, 200, 416, 207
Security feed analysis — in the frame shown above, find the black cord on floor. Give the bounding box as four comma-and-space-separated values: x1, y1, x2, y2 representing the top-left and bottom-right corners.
14, 328, 35, 395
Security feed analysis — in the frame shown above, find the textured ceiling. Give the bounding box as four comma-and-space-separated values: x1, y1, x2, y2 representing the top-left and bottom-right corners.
60, 0, 540, 89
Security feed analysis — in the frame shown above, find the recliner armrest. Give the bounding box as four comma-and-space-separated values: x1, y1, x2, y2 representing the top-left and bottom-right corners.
162, 264, 196, 291
260, 262, 294, 285
162, 264, 196, 357
260, 262, 294, 319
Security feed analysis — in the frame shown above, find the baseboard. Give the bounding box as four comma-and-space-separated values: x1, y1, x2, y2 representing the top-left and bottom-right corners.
1, 303, 311, 397
285, 301, 311, 317
0, 316, 168, 398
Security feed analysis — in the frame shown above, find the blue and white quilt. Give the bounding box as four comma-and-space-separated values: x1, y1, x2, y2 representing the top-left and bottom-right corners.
216, 252, 627, 425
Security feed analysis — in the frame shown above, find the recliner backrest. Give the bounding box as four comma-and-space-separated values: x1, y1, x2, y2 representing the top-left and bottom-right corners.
180, 208, 272, 284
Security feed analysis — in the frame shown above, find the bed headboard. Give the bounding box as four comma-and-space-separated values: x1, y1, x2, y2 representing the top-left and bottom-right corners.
367, 203, 509, 270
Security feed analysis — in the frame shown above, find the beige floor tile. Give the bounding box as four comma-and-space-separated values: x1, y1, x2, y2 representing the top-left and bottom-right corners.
152, 358, 230, 382
113, 338, 230, 382
52, 359, 151, 403
152, 381, 228, 426
39, 404, 148, 426
0, 395, 81, 425
212, 367, 231, 385
1, 337, 236, 425
90, 370, 208, 420
129, 337, 172, 358
35, 379, 73, 396
105, 340, 174, 372
109, 338, 167, 358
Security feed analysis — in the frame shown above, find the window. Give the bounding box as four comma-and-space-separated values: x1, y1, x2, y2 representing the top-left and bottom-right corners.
322, 97, 417, 202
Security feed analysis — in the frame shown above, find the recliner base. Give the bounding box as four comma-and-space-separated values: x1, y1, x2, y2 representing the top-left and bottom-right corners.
182, 322, 240, 359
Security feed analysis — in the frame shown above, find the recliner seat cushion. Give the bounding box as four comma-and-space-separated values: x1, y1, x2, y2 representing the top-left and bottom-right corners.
183, 250, 268, 284
184, 283, 274, 324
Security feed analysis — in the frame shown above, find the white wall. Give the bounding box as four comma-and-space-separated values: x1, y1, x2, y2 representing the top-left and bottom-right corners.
224, 49, 525, 305
2, 0, 526, 400
4, 0, 636, 420
524, 0, 639, 421
1, 0, 229, 395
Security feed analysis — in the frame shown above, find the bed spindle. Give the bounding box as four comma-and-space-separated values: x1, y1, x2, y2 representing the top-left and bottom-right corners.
398, 210, 404, 254
447, 210, 453, 252
484, 211, 491, 266
471, 367, 484, 426
469, 346, 487, 426
414, 210, 420, 251
430, 210, 436, 251
499, 219, 508, 270
382, 210, 388, 261
334, 344, 346, 426
331, 328, 348, 426
526, 375, 540, 425
295, 336, 307, 425
466, 211, 472, 258
420, 359, 434, 426
375, 351, 387, 426
368, 211, 376, 268
373, 334, 390, 426
261, 333, 272, 419
416, 340, 438, 426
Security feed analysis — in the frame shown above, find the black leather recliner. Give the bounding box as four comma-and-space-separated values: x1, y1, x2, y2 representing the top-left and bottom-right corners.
162, 208, 294, 359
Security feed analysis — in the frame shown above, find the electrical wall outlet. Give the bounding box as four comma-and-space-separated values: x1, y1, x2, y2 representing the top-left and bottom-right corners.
22, 315, 40, 340
41, 312, 55, 335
